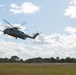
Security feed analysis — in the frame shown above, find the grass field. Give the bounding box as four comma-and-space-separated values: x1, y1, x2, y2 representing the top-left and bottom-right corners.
0, 63, 76, 75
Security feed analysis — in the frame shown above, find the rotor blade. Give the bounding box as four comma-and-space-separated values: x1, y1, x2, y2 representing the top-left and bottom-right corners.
0, 24, 10, 28
3, 19, 13, 27
16, 22, 27, 29
21, 22, 27, 25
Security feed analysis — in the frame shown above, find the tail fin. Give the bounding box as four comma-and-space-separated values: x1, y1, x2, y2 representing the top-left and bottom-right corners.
32, 33, 39, 39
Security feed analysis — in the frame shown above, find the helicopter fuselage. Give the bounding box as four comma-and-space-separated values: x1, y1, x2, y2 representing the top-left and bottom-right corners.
3, 28, 31, 39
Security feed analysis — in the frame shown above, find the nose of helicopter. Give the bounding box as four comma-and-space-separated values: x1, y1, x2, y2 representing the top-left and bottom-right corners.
3, 29, 9, 34
3, 29, 7, 34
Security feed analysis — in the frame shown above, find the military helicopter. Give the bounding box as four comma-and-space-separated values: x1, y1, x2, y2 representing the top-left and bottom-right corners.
0, 20, 39, 40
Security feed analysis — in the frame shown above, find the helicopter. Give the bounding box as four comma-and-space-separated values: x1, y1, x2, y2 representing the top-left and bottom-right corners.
0, 20, 39, 40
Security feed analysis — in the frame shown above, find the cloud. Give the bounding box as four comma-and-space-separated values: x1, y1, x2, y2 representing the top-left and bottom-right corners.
30, 26, 76, 58
0, 26, 76, 59
10, 2, 40, 14
64, 0, 76, 18
65, 26, 76, 34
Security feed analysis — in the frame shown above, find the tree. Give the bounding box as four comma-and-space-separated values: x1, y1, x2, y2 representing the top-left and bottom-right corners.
19, 59, 24, 63
56, 57, 60, 62
10, 56, 19, 62
50, 57, 56, 63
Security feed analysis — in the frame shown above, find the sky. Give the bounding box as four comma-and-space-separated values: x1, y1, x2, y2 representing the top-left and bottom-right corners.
0, 0, 76, 59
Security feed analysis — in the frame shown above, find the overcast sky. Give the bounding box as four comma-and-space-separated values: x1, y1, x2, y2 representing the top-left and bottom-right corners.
0, 0, 76, 59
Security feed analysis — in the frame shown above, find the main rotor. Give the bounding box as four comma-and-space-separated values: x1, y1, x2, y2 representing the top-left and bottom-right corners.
3, 19, 27, 30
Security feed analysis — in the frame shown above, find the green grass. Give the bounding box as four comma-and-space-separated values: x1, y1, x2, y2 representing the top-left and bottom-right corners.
0, 63, 76, 75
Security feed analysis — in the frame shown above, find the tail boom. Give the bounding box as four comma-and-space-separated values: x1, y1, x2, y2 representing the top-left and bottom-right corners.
32, 33, 39, 39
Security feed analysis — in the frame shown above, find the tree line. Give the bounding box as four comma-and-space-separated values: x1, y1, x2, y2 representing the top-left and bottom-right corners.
0, 56, 76, 63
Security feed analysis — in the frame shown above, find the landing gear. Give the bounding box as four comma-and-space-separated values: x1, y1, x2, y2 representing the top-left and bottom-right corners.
15, 37, 17, 39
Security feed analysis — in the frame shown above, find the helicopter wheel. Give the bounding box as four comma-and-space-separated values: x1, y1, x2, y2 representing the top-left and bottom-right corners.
4, 32, 5, 34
